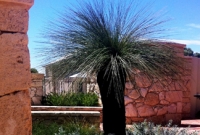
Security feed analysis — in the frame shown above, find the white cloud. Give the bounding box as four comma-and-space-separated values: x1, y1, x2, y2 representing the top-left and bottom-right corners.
164, 39, 200, 46
187, 23, 200, 29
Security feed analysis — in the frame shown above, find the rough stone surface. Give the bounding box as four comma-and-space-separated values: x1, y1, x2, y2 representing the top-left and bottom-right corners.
126, 103, 138, 117
140, 88, 148, 97
160, 100, 169, 105
182, 103, 191, 113
135, 73, 151, 88
128, 90, 140, 99
157, 106, 168, 115
138, 105, 156, 117
125, 96, 133, 105
159, 92, 165, 100
32, 97, 42, 105
125, 82, 133, 90
168, 104, 177, 114
0, 90, 31, 135
149, 82, 164, 92
177, 102, 182, 113
165, 91, 182, 103
167, 82, 176, 91
144, 93, 159, 106
0, 5, 29, 32
0, 33, 30, 96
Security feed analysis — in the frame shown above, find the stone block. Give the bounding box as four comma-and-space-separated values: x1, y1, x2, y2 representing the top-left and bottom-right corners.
168, 103, 177, 113
140, 88, 148, 97
36, 88, 43, 96
31, 80, 43, 87
182, 103, 191, 113
128, 90, 140, 99
177, 102, 182, 113
165, 91, 182, 103
182, 91, 190, 98
182, 97, 190, 103
149, 81, 165, 92
32, 97, 42, 105
125, 82, 133, 90
157, 106, 168, 115
124, 96, 133, 105
0, 4, 29, 33
160, 100, 169, 105
0, 90, 31, 135
137, 105, 156, 117
0, 33, 30, 96
126, 103, 137, 117
159, 92, 165, 100
135, 73, 152, 88
144, 93, 159, 106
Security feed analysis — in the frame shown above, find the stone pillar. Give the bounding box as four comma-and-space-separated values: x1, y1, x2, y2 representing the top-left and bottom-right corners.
30, 73, 44, 105
0, 0, 33, 135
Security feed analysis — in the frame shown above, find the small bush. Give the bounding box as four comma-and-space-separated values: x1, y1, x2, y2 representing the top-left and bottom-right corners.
46, 92, 99, 106
31, 68, 38, 73
126, 120, 199, 135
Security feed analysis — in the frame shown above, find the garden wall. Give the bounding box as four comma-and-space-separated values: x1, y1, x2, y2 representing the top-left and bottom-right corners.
125, 43, 192, 125
0, 0, 33, 134
190, 57, 200, 118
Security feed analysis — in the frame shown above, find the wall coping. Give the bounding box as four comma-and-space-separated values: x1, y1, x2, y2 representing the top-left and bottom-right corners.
0, 0, 34, 9
31, 106, 103, 111
31, 73, 44, 80
31, 111, 100, 117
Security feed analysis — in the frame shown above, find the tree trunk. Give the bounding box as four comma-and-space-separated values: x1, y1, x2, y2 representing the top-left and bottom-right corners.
97, 69, 126, 135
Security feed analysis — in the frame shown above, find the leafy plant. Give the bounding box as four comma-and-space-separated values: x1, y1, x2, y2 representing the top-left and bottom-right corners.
46, 92, 99, 106
126, 120, 199, 135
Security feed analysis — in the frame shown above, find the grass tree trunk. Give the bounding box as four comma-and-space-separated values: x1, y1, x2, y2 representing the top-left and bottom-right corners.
97, 69, 126, 135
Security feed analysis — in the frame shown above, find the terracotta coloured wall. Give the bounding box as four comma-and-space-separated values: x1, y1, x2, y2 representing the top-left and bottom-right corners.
190, 57, 200, 118
124, 43, 192, 125
0, 0, 33, 134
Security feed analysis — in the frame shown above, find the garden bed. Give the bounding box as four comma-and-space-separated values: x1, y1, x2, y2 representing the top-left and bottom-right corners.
31, 106, 103, 125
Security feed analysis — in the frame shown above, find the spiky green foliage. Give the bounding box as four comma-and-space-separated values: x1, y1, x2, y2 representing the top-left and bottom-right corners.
40, 0, 185, 102
126, 120, 199, 135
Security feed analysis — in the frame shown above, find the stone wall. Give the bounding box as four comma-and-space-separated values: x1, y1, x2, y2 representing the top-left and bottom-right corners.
190, 57, 200, 118
0, 0, 33, 135
125, 43, 191, 125
30, 73, 44, 105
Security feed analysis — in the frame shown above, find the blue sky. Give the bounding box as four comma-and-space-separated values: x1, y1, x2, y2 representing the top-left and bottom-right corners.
28, 0, 200, 70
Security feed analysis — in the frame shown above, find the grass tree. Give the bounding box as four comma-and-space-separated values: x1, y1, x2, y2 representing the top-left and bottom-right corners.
40, 0, 185, 134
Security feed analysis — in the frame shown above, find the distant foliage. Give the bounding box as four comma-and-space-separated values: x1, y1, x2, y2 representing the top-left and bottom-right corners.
45, 92, 99, 106
31, 68, 39, 73
126, 120, 199, 135
184, 48, 200, 58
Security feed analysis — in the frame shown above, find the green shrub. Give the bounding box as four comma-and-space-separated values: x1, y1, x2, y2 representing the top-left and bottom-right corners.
32, 120, 101, 135
31, 68, 38, 73
46, 92, 99, 106
126, 120, 199, 135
